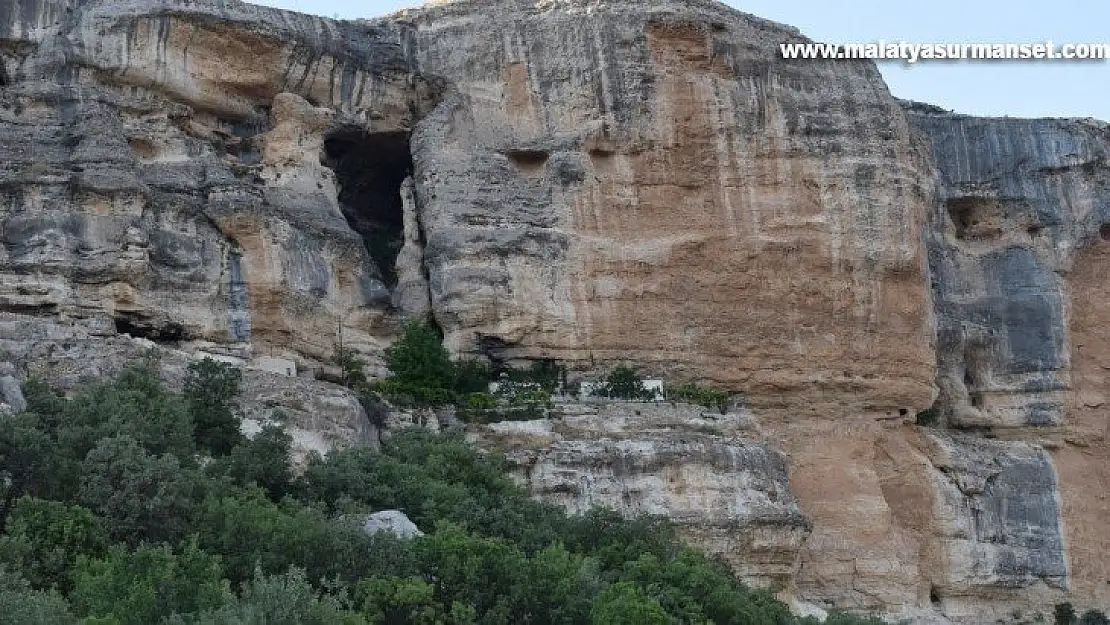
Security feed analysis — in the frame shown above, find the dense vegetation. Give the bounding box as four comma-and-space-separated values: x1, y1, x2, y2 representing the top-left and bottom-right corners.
353, 319, 733, 420
0, 354, 892, 624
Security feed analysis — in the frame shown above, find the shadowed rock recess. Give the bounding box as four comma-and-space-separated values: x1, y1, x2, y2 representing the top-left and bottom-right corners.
1, 0, 1108, 621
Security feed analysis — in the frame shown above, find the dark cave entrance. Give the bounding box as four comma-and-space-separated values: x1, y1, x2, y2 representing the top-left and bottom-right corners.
113, 314, 186, 344
323, 129, 412, 287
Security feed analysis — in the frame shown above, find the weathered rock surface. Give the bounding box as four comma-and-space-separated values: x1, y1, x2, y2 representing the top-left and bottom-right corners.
907, 106, 1110, 616
402, 0, 936, 415
359, 509, 424, 539
3, 0, 1110, 622
0, 0, 440, 376
477, 402, 810, 588
907, 106, 1110, 430
0, 372, 25, 412
0, 311, 375, 462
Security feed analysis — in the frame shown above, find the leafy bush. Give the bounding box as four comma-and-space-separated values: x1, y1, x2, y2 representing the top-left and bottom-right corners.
222, 566, 364, 625
455, 392, 499, 424
1081, 610, 1110, 625
666, 382, 730, 414
590, 581, 669, 625
191, 489, 378, 588
381, 319, 454, 405
185, 359, 244, 456
455, 384, 554, 424
504, 359, 564, 394
209, 425, 294, 501
368, 378, 453, 408
453, 360, 492, 396
598, 366, 652, 400
78, 436, 198, 546
0, 497, 109, 593
0, 566, 75, 625
62, 363, 197, 462
71, 540, 230, 625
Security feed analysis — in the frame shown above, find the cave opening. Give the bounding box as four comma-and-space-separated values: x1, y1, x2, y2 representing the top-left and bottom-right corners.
947, 198, 978, 239
114, 314, 186, 344
1100, 223, 1110, 242
323, 129, 412, 288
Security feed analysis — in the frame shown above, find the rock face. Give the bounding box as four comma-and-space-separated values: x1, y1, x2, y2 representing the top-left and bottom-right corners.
481, 403, 810, 588
403, 0, 936, 414
0, 0, 440, 375
907, 106, 1110, 616
2, 0, 1110, 622
908, 106, 1110, 430
359, 510, 424, 539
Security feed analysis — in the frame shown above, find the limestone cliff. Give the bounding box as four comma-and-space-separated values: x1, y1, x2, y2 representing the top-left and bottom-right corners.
908, 106, 1110, 618
1, 0, 1108, 622
401, 0, 936, 415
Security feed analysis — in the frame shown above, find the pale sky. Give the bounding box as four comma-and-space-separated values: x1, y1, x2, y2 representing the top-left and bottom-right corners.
249, 0, 1110, 122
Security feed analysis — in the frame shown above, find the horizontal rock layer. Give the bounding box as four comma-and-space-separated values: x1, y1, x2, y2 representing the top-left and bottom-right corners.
481, 402, 810, 588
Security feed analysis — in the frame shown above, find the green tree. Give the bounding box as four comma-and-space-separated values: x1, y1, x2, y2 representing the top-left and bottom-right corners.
601, 366, 650, 400
1081, 610, 1110, 625
185, 359, 243, 456
452, 359, 491, 395
192, 489, 381, 588
0, 566, 75, 625
332, 346, 369, 389
357, 576, 438, 624
0, 497, 109, 593
167, 566, 366, 625
59, 363, 197, 462
214, 425, 294, 501
0, 413, 57, 531
589, 582, 669, 625
411, 523, 528, 624
381, 319, 454, 404
514, 544, 595, 625
78, 436, 197, 546
71, 540, 230, 625
236, 566, 364, 625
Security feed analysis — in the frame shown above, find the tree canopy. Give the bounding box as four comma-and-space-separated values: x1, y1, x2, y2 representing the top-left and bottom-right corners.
0, 359, 889, 625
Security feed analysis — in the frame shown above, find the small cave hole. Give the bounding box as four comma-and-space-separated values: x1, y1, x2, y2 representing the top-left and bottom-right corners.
1027, 224, 1043, 238
929, 586, 940, 605
323, 129, 412, 287
505, 148, 549, 173
225, 137, 260, 165
899, 408, 908, 416
0, 62, 10, 87
114, 314, 186, 343
129, 138, 157, 161
1100, 223, 1110, 242
947, 198, 975, 238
